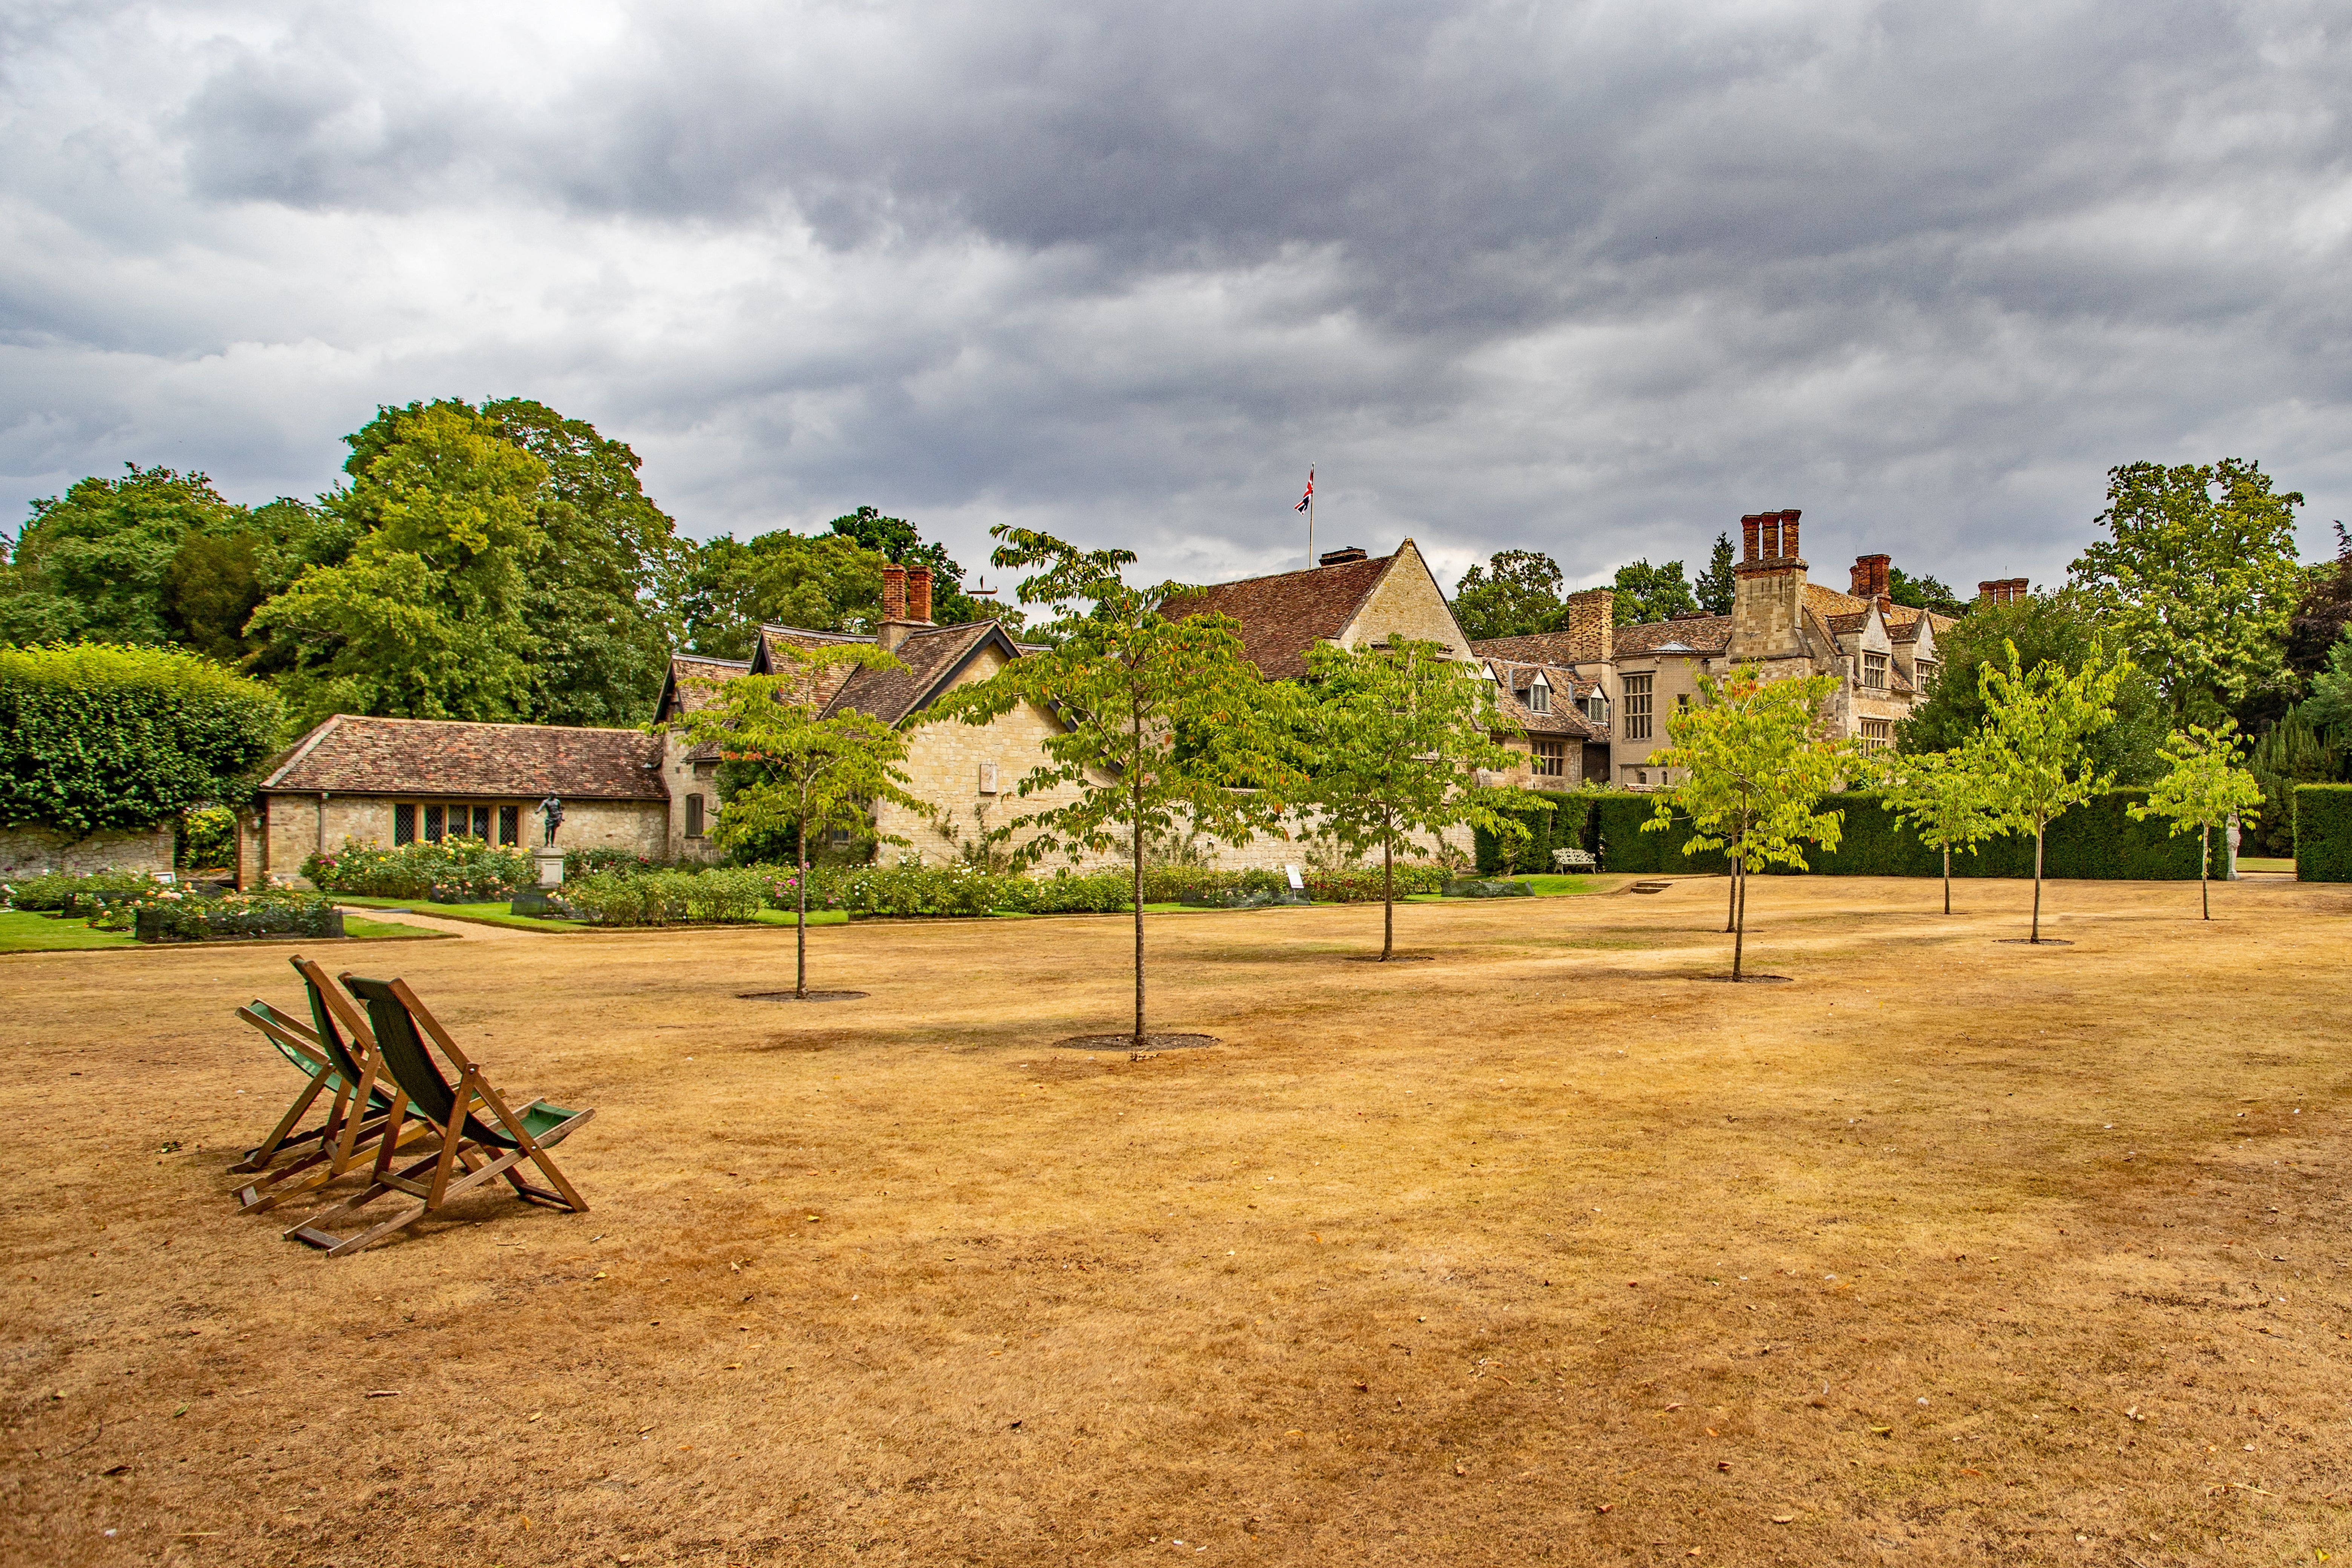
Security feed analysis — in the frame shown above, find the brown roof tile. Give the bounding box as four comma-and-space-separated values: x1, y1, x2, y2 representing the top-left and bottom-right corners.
663, 654, 752, 715
1467, 631, 1584, 665
1160, 554, 1394, 679
1480, 657, 1605, 738
1612, 615, 1733, 655
261, 716, 667, 799
824, 623, 1003, 724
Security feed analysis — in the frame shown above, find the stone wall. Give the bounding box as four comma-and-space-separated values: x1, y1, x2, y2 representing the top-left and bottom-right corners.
0, 824, 175, 880
1728, 565, 1808, 661
256, 793, 668, 885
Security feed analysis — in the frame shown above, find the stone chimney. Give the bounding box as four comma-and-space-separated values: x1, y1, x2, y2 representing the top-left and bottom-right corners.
1728, 509, 1807, 660
908, 566, 933, 624
1850, 553, 1890, 599
1564, 587, 1614, 665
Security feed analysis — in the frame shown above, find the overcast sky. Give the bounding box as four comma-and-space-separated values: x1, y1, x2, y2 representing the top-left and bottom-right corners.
4, 1, 2347, 599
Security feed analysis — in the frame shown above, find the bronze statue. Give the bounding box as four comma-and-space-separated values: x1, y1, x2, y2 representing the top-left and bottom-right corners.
537, 795, 565, 847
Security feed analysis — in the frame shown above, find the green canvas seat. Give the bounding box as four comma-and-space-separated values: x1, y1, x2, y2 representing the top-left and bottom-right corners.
284, 972, 592, 1257
228, 957, 427, 1213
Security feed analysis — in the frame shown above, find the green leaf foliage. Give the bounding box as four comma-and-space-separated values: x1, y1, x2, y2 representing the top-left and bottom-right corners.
1473, 790, 1599, 876
0, 643, 280, 834
2069, 458, 2304, 726
1897, 589, 2165, 782
2292, 783, 2352, 883
677, 531, 888, 658
1611, 559, 1697, 626
1302, 637, 1527, 956
1886, 567, 1967, 619
1449, 550, 1565, 640
1694, 533, 1736, 616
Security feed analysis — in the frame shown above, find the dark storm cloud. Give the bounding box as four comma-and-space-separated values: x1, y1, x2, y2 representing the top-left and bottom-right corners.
7, 0, 2350, 592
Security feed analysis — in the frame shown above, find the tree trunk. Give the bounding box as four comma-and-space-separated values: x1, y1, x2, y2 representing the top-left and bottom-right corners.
2030, 821, 2044, 943
1725, 855, 1738, 934
2200, 823, 2210, 920
1942, 844, 1952, 915
1132, 760, 1147, 1046
1731, 847, 1747, 981
1381, 837, 1395, 960
795, 817, 810, 998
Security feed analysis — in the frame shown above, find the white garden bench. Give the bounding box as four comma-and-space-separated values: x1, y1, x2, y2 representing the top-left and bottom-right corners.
1551, 847, 1597, 872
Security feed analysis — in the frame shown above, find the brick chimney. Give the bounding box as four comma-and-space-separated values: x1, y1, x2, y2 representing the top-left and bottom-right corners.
1850, 553, 1890, 599
1976, 577, 2030, 605
1728, 509, 1807, 660
1564, 587, 1614, 665
908, 566, 933, 624
882, 564, 907, 621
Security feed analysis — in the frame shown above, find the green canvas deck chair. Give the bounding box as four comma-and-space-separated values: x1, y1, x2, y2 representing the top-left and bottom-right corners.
284, 973, 593, 1257
226, 957, 425, 1213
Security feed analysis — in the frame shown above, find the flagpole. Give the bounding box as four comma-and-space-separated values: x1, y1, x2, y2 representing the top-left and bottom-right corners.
1307, 462, 1316, 567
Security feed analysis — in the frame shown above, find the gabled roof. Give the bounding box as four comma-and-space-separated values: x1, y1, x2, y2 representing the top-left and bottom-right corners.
821, 622, 1017, 725
1481, 657, 1607, 739
259, 715, 667, 800
749, 627, 867, 710
655, 654, 752, 722
1159, 552, 1396, 680
1612, 615, 1733, 656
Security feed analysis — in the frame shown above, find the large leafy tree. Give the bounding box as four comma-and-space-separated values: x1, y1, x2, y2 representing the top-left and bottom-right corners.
250, 401, 548, 729
1693, 532, 1736, 616
1301, 637, 1524, 960
2069, 459, 2304, 727
1450, 549, 1564, 640
1967, 639, 2125, 943
2, 466, 244, 648
1612, 558, 1697, 626
1643, 665, 1848, 980
1875, 748, 2001, 914
824, 505, 1008, 628
678, 531, 888, 657
934, 528, 1298, 1044
673, 644, 925, 998
2128, 721, 2266, 920
1898, 589, 2164, 782
484, 398, 683, 727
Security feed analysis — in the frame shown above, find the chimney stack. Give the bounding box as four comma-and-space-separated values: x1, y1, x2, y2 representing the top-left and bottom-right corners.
908, 566, 933, 624
1742, 514, 1762, 563
882, 564, 908, 622
1851, 553, 1890, 598
1976, 577, 2030, 605
1727, 510, 1807, 660
1564, 587, 1614, 665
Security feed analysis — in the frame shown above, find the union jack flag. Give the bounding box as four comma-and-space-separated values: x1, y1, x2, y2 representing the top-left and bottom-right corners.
1295, 469, 1314, 511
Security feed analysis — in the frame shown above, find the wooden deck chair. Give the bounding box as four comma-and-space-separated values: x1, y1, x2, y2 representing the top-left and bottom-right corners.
284, 974, 593, 1257
226, 957, 426, 1213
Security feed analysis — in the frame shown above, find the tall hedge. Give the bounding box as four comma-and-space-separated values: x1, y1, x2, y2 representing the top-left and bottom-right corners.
2294, 784, 2352, 883
1589, 788, 2198, 879
1474, 789, 1600, 874
0, 643, 281, 833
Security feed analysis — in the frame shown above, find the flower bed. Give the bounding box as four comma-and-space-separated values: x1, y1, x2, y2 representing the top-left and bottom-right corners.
557, 867, 779, 926
1, 868, 157, 913
105, 885, 345, 943
305, 837, 534, 900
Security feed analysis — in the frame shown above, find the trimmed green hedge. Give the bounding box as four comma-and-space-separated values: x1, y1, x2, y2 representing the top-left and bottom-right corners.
2294, 784, 2352, 882
1473, 790, 1601, 874
1589, 789, 2198, 880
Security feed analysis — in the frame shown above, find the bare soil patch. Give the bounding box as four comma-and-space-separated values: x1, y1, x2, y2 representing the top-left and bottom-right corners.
1054, 1032, 1221, 1052
3, 876, 2349, 1566
737, 989, 870, 1002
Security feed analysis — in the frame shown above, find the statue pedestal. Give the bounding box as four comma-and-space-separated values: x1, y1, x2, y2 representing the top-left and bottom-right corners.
513, 848, 568, 914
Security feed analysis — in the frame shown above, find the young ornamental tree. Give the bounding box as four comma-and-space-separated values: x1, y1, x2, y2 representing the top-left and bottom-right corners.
933, 527, 1297, 1045
1301, 637, 1526, 960
1876, 748, 2002, 914
1966, 638, 2125, 943
671, 642, 925, 998
1643, 664, 1848, 980
2128, 721, 2267, 920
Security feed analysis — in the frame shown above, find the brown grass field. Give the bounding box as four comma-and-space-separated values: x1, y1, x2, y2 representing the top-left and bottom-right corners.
2, 874, 2348, 1567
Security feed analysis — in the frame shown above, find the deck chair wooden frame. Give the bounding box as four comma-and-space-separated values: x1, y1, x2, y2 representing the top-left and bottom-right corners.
227, 957, 427, 1213
285, 973, 593, 1257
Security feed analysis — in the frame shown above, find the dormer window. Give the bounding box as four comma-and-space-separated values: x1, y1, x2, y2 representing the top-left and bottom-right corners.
1528, 670, 1551, 714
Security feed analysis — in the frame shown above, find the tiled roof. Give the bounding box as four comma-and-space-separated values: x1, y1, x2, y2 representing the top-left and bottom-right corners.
1160, 553, 1394, 680
663, 654, 752, 716
1481, 657, 1605, 738
824, 623, 1004, 724
753, 627, 866, 709
260, 716, 667, 799
1468, 631, 1586, 665
1612, 616, 1733, 655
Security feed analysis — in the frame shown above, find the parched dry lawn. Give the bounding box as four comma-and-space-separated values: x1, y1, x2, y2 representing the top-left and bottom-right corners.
2, 876, 2348, 1568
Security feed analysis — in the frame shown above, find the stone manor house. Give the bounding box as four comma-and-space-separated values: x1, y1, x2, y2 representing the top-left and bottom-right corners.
236, 514, 1970, 885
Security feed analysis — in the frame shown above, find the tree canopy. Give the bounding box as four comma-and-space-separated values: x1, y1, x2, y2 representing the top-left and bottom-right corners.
2069, 458, 2303, 727
2128, 721, 2265, 919
1966, 638, 2124, 942
1449, 549, 1564, 640
1611, 558, 1697, 626
1886, 567, 1966, 618
1694, 533, 1736, 616
1898, 589, 2164, 782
